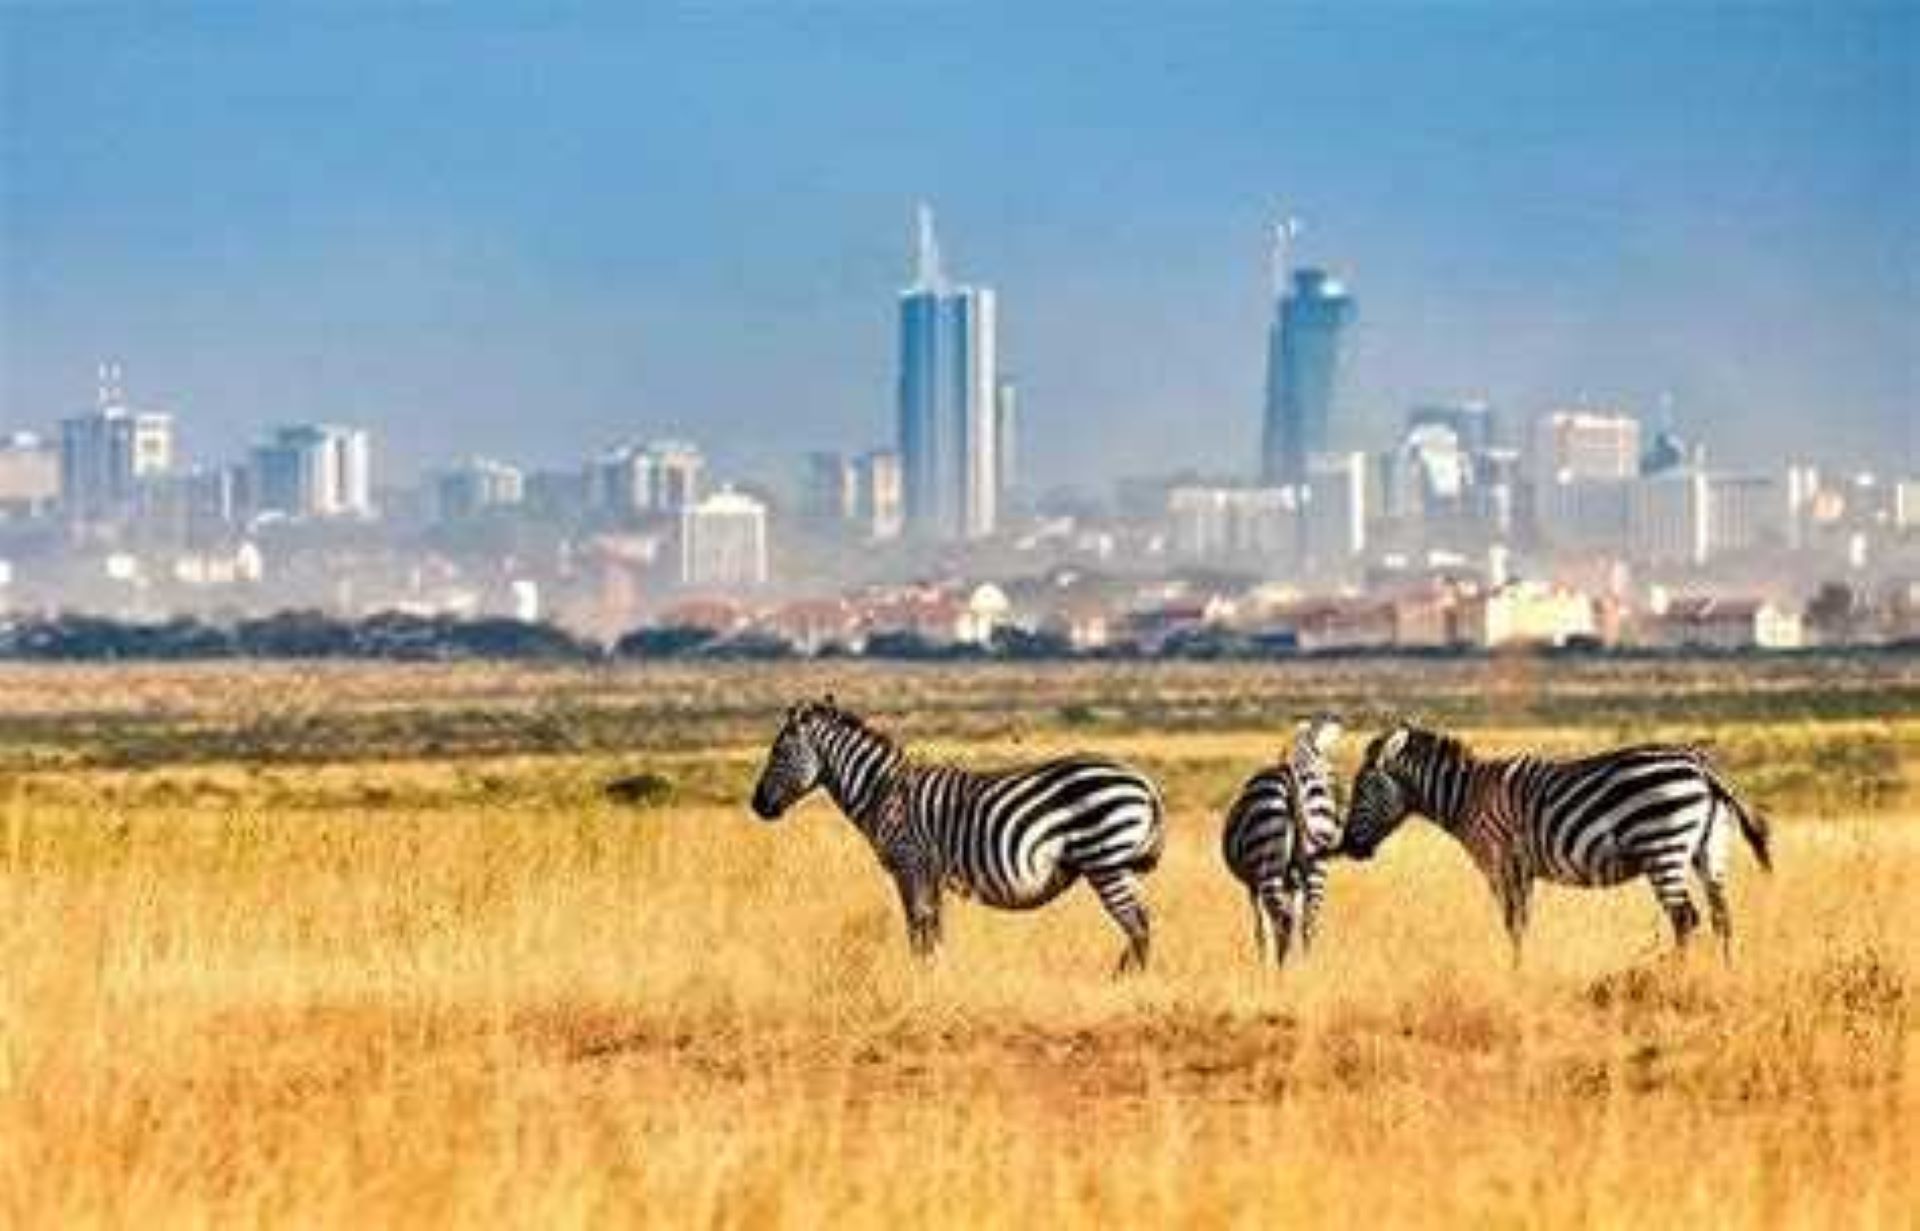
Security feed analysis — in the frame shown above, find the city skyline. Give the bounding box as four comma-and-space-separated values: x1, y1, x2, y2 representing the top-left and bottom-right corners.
2, 4, 1914, 490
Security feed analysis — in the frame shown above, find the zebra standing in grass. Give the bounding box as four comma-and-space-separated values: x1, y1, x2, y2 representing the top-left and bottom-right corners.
749, 697, 1167, 973
1221, 715, 1344, 968
1337, 724, 1773, 963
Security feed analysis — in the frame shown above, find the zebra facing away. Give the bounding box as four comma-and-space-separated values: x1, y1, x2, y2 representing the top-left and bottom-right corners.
749, 697, 1168, 974
1221, 715, 1344, 968
1337, 725, 1773, 963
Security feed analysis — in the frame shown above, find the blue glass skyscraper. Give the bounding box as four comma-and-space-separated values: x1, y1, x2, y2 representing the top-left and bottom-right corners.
897, 205, 999, 540
1262, 267, 1357, 485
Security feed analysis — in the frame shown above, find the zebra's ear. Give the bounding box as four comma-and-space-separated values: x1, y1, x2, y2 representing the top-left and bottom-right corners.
1380, 727, 1409, 763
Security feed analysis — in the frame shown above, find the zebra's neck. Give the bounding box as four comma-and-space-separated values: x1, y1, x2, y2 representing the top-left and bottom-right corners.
1398, 735, 1482, 834
812, 714, 908, 831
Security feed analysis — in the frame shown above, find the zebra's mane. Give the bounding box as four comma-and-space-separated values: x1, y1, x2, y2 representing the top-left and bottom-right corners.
805, 700, 903, 757
1399, 725, 1475, 769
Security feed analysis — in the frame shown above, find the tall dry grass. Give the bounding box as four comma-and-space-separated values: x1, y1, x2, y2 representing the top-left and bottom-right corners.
1, 716, 1912, 1228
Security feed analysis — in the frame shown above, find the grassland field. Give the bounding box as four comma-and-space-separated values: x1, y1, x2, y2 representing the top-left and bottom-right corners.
1, 656, 1915, 1227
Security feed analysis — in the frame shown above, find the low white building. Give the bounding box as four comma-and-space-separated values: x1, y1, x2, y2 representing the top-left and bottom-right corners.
1639, 594, 1803, 650
1471, 581, 1598, 648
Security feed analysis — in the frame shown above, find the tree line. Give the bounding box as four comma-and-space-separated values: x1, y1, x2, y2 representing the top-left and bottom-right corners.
0, 610, 1905, 663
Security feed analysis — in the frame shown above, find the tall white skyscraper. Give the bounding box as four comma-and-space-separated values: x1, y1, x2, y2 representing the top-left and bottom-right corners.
897, 205, 999, 541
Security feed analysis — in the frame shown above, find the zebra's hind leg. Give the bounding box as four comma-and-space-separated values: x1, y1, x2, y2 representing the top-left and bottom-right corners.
1087, 868, 1152, 975
1249, 888, 1272, 965
1646, 858, 1702, 953
1694, 812, 1734, 964
1257, 877, 1296, 970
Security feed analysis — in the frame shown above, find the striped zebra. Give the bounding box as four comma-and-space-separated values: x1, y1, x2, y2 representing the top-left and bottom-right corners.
1221, 715, 1343, 967
749, 697, 1168, 973
1338, 725, 1773, 962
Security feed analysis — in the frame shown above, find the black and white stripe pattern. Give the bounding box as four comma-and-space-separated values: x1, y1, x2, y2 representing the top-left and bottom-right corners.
1339, 725, 1773, 961
750, 697, 1168, 972
1221, 716, 1343, 967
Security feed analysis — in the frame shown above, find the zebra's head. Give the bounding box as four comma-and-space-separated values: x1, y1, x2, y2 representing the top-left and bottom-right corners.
1340, 726, 1415, 860
1292, 713, 1344, 766
750, 698, 834, 821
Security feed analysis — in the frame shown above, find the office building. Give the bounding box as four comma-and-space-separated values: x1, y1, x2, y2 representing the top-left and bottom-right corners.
1166, 485, 1299, 562
1705, 473, 1784, 558
0, 432, 60, 519
60, 365, 174, 527
250, 424, 373, 520
678, 487, 769, 588
1532, 410, 1642, 484
1302, 451, 1369, 567
590, 440, 705, 519
434, 458, 525, 521
1408, 401, 1496, 454
1262, 268, 1357, 484
1627, 470, 1711, 567
897, 204, 1000, 540
802, 452, 861, 525
855, 449, 904, 541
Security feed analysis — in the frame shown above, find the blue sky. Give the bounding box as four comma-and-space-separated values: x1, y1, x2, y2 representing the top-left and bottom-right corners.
2, 2, 1913, 489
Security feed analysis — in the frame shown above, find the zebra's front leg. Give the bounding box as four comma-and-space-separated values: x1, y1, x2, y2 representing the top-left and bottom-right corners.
1494, 861, 1532, 970
1296, 859, 1328, 955
1087, 868, 1151, 975
892, 868, 942, 962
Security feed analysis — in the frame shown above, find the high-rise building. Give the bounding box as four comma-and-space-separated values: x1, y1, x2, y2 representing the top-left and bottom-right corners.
995, 377, 1018, 504
855, 449, 904, 541
802, 452, 861, 525
134, 465, 244, 548
589, 440, 705, 519
897, 204, 999, 540
1532, 410, 1642, 484
434, 458, 525, 522
1534, 477, 1631, 555
59, 364, 173, 528
249, 424, 373, 520
1302, 451, 1369, 567
678, 487, 769, 588
1262, 268, 1357, 484
0, 432, 60, 519
1166, 485, 1299, 561
1628, 470, 1710, 567
1408, 401, 1496, 454
1704, 473, 1784, 558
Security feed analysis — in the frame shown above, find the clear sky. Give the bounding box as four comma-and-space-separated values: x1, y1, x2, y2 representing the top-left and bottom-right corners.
2, 2, 1914, 490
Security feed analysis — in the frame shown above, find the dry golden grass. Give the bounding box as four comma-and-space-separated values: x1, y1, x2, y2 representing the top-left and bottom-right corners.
0, 673, 1914, 1227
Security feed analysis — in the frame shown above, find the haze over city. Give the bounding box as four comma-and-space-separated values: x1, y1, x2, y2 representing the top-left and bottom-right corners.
4, 3, 1914, 488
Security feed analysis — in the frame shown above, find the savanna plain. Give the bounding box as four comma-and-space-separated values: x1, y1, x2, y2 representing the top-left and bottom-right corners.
1, 655, 1913, 1227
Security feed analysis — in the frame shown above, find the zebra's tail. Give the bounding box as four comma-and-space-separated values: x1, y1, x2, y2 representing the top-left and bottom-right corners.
1703, 761, 1773, 874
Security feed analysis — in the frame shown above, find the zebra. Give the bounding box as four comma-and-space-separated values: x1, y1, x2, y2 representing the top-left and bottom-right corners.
1337, 724, 1773, 963
1221, 715, 1344, 968
749, 696, 1168, 973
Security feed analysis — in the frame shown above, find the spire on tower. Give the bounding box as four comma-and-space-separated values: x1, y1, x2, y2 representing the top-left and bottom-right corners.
1269, 214, 1302, 298
912, 202, 945, 291
96, 360, 125, 410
